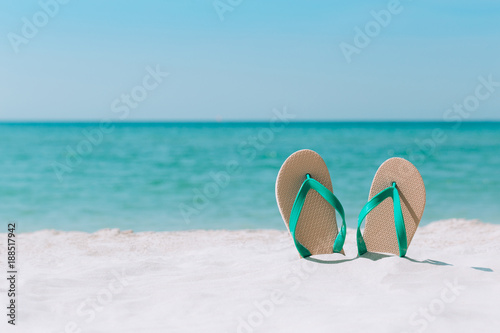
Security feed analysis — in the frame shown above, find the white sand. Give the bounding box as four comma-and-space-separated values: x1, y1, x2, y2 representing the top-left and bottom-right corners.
1, 219, 499, 333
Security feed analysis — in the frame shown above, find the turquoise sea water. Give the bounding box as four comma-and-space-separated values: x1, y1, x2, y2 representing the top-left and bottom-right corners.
0, 122, 499, 233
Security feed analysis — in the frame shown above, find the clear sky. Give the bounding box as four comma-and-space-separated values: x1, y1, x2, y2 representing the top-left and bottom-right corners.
1, 0, 499, 121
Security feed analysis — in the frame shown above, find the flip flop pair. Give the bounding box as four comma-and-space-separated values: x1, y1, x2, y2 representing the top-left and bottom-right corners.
275, 149, 426, 258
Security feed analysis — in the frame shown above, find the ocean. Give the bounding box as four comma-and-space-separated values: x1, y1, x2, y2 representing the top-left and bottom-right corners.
1, 121, 498, 233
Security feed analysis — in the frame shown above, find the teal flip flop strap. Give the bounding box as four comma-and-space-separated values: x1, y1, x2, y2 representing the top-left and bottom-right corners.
289, 174, 347, 258
357, 182, 407, 257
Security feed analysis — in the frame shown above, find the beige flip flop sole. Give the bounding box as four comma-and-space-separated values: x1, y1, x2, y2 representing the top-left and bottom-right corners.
275, 149, 342, 255
362, 157, 426, 255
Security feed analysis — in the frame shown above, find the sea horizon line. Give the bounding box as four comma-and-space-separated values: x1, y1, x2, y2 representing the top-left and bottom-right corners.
1, 120, 499, 125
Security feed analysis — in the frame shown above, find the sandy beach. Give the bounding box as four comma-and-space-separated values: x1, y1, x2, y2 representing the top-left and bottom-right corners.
1, 218, 499, 333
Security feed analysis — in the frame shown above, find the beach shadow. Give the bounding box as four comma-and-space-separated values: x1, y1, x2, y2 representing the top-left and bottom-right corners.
305, 256, 356, 264
305, 254, 494, 272
471, 266, 494, 272
305, 252, 391, 264
361, 252, 392, 261
403, 256, 453, 266
404, 257, 493, 272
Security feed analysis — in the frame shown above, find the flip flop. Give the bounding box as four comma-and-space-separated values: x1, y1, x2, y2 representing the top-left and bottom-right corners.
356, 157, 426, 257
275, 149, 346, 258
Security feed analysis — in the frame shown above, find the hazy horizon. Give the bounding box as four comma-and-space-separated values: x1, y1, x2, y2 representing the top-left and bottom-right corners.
2, 118, 500, 123
1, 119, 500, 123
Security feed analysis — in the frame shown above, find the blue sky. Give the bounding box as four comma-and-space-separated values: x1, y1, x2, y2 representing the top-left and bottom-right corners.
1, 0, 499, 121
